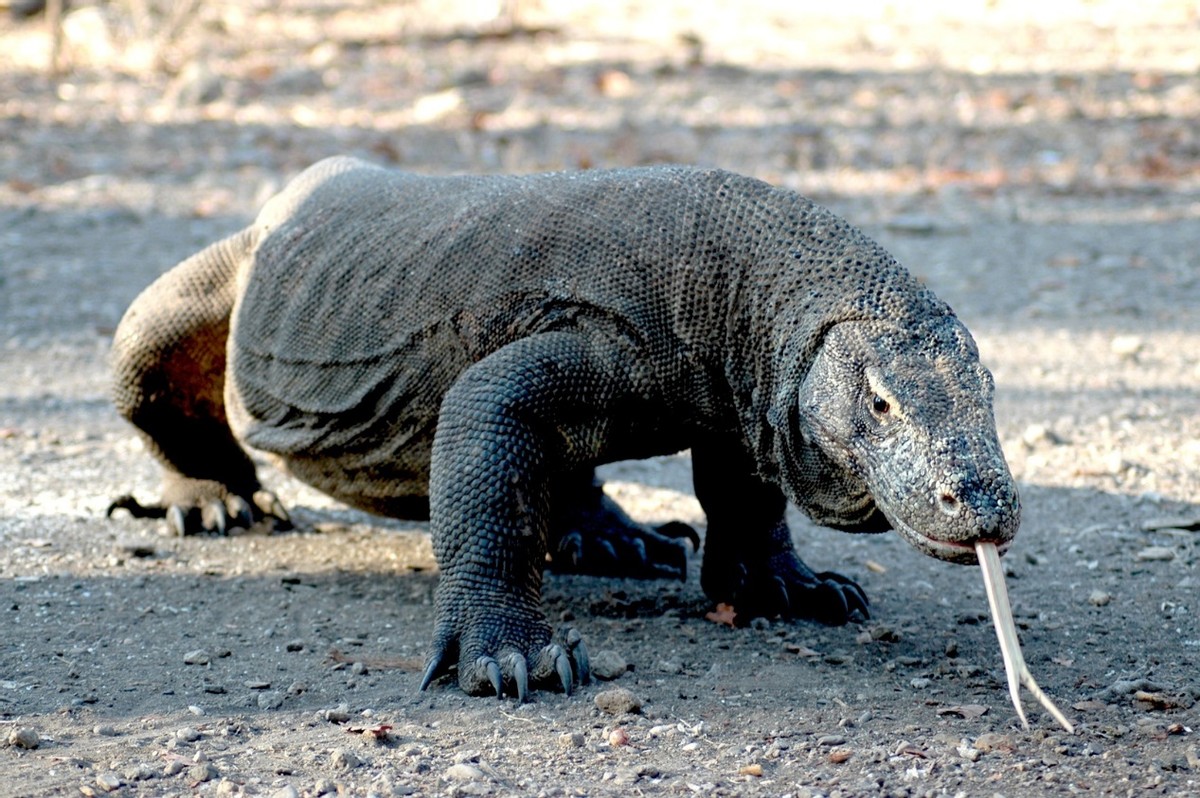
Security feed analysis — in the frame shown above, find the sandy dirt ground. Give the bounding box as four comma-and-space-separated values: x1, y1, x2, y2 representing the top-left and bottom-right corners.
1, 1, 1199, 796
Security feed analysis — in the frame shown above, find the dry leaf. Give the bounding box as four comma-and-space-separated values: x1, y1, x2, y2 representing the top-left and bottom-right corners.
705, 603, 738, 627
347, 724, 393, 741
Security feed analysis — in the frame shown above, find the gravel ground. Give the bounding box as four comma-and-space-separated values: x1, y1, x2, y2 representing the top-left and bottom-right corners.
1, 2, 1198, 796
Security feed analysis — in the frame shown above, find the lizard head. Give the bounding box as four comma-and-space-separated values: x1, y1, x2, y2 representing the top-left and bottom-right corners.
776, 315, 1020, 565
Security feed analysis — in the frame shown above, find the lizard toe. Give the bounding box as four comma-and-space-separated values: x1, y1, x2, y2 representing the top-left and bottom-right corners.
202, 500, 230, 535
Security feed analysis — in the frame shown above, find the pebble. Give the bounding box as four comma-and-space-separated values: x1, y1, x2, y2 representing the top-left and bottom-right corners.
9, 727, 41, 749
188, 762, 219, 783
1140, 516, 1200, 532
1110, 335, 1143, 358
956, 741, 982, 762
331, 747, 363, 769
910, 677, 932, 689
183, 649, 211, 666
320, 704, 352, 723
444, 763, 484, 781
1136, 546, 1175, 562
163, 760, 187, 776
270, 787, 300, 798
95, 773, 123, 793
974, 732, 1015, 753
175, 727, 201, 742
590, 649, 628, 681
594, 686, 643, 715
258, 691, 285, 710
608, 727, 630, 746
1088, 589, 1112, 606
93, 723, 117, 736
558, 732, 585, 748
817, 734, 847, 746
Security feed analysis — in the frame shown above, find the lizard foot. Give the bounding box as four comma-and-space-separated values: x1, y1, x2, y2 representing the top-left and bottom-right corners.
548, 482, 698, 580
106, 489, 292, 536
703, 549, 869, 626
419, 595, 590, 701
550, 521, 697, 580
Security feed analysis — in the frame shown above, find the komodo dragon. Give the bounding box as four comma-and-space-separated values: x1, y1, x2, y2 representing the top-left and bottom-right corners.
108, 156, 1020, 701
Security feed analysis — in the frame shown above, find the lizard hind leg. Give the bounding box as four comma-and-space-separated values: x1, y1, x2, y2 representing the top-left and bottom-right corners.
108, 230, 290, 536
546, 472, 698, 581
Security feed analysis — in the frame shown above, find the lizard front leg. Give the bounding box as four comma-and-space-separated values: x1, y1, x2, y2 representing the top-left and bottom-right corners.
694, 437, 869, 625
420, 331, 640, 701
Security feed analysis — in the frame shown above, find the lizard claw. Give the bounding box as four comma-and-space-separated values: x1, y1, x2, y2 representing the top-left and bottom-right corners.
553, 647, 573, 695
565, 627, 590, 685
503, 652, 529, 703
656, 521, 702, 553
419, 643, 452, 692
202, 500, 230, 535
254, 490, 293, 530
226, 495, 254, 529
167, 505, 189, 537
486, 658, 503, 698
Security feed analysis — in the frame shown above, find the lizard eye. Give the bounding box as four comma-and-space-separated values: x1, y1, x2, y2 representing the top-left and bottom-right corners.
871, 394, 891, 415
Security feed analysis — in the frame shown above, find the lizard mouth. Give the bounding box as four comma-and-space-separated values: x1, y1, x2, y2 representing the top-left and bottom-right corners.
887, 513, 1011, 564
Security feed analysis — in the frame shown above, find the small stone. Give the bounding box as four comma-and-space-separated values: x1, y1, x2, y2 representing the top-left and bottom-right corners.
558, 732, 585, 748
93, 724, 117, 736
444, 763, 484, 781
1140, 516, 1200, 532
608, 727, 630, 746
123, 764, 155, 782
175, 727, 201, 742
910, 677, 932, 689
285, 639, 305, 652
817, 734, 847, 746
1088, 589, 1112, 606
270, 786, 300, 798
215, 778, 240, 797
974, 732, 1016, 753
1022, 423, 1063, 447
738, 763, 764, 776
188, 763, 218, 783
594, 687, 642, 715
258, 691, 285, 710
956, 742, 982, 762
321, 704, 351, 723
1136, 546, 1175, 562
183, 649, 211, 665
828, 748, 853, 764
657, 659, 683, 674
95, 773, 123, 792
589, 649, 628, 681
188, 705, 206, 716
331, 747, 362, 769
1110, 335, 1143, 358
314, 779, 338, 796
163, 760, 187, 776
9, 727, 40, 749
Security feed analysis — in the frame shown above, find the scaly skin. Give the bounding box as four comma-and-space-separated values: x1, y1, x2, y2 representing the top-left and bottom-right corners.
109, 157, 1019, 701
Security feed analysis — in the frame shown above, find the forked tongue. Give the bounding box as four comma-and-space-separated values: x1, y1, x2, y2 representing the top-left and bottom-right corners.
976, 541, 1075, 733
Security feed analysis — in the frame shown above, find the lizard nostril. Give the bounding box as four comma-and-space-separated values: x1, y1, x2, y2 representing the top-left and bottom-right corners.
938, 492, 960, 516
